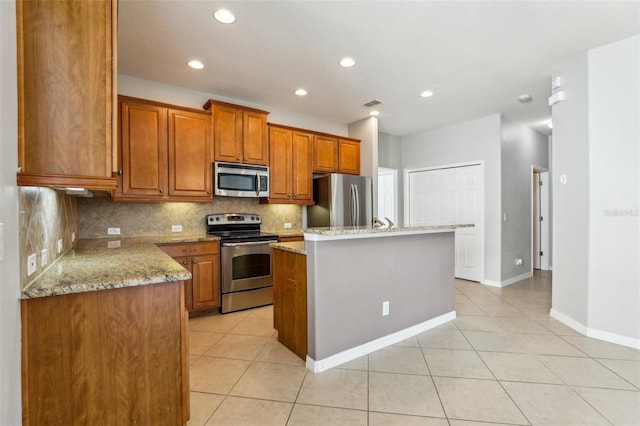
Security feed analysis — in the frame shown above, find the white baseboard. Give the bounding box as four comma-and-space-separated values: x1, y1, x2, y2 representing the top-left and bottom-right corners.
482, 272, 533, 288
550, 309, 640, 350
306, 311, 456, 373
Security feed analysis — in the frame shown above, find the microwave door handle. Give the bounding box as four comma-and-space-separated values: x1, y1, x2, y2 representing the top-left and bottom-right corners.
255, 173, 259, 196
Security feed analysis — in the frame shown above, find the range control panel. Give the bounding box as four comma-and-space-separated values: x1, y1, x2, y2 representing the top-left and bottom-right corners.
206, 213, 262, 226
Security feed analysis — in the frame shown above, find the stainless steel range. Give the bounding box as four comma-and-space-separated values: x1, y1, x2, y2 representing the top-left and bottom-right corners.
206, 213, 278, 313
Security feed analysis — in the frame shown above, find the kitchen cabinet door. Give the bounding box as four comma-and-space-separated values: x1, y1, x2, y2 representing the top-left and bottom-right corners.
212, 104, 243, 163
291, 131, 313, 201
268, 126, 293, 200
191, 254, 220, 311
173, 256, 194, 311
168, 108, 213, 199
16, 0, 117, 190
313, 135, 339, 173
119, 100, 168, 197
338, 139, 360, 175
243, 111, 269, 165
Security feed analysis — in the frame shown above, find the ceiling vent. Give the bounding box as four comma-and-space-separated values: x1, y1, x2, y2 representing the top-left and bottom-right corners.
363, 99, 383, 108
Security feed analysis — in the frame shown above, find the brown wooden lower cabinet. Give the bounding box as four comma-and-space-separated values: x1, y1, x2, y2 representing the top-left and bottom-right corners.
21, 282, 189, 425
158, 241, 221, 313
278, 235, 304, 243
273, 248, 307, 360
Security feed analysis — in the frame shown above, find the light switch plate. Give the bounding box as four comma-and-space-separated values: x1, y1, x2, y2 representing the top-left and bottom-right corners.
57, 239, 63, 253
171, 225, 183, 233
41, 249, 48, 267
284, 223, 292, 229
27, 253, 37, 276
107, 227, 121, 235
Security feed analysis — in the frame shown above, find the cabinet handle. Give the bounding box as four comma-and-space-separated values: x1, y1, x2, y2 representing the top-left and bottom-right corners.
288, 194, 291, 197
117, 170, 122, 176
192, 260, 197, 264
182, 248, 196, 252
182, 260, 188, 266
159, 189, 164, 193
207, 191, 211, 195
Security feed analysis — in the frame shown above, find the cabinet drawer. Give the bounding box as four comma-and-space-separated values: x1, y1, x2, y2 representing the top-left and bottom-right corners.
158, 241, 219, 257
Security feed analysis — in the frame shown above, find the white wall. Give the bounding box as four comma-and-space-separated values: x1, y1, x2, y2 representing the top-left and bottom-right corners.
587, 35, 639, 344
550, 53, 591, 328
0, 0, 23, 423
118, 74, 348, 136
401, 114, 502, 283
500, 116, 549, 281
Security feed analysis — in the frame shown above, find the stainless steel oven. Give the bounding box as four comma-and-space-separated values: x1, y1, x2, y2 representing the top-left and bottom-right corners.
206, 213, 278, 313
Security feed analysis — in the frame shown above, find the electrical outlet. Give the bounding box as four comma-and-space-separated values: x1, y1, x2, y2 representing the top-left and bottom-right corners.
107, 240, 121, 249
27, 253, 37, 276
41, 249, 48, 267
107, 227, 120, 236
72, 232, 76, 242
284, 223, 292, 229
382, 301, 390, 316
171, 224, 183, 233
515, 257, 523, 266
57, 239, 63, 253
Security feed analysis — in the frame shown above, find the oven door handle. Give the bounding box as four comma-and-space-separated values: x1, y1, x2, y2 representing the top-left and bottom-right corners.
223, 240, 278, 247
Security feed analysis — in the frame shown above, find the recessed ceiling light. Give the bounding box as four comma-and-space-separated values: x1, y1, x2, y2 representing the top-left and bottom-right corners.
369, 110, 380, 117
518, 93, 533, 103
213, 8, 235, 24
420, 90, 434, 98
339, 57, 355, 68
187, 60, 204, 70
547, 121, 553, 129
294, 88, 308, 96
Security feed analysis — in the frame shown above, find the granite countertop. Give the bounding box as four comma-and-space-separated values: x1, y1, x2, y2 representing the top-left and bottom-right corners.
21, 235, 220, 300
270, 241, 306, 255
263, 229, 304, 238
303, 224, 474, 241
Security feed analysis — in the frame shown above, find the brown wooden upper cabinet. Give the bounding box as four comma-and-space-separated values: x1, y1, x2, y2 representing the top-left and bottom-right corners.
16, 0, 118, 190
263, 125, 313, 205
203, 99, 269, 166
114, 96, 213, 202
313, 135, 361, 175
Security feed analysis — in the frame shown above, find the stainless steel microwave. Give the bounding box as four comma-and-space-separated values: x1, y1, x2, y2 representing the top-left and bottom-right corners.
214, 162, 269, 197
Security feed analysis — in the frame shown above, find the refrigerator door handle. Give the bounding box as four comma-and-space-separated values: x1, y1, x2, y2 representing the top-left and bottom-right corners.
350, 184, 356, 226
354, 184, 360, 225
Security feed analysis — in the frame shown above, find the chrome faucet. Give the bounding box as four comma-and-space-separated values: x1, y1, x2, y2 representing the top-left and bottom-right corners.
373, 217, 386, 228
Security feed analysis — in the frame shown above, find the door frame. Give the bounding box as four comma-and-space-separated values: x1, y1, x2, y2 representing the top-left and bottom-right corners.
404, 160, 485, 283
377, 167, 398, 226
530, 166, 550, 272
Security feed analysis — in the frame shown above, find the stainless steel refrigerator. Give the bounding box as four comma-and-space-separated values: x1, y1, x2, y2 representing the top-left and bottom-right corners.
307, 174, 372, 227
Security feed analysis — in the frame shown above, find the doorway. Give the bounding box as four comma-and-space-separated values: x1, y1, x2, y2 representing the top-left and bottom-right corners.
377, 167, 398, 226
532, 169, 550, 270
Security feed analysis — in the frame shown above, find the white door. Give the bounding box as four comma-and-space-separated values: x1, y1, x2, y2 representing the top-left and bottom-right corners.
377, 168, 397, 226
533, 172, 541, 269
407, 164, 483, 282
539, 171, 550, 270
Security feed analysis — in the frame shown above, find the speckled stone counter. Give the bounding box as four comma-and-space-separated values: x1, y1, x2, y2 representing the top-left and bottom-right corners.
21, 235, 220, 299
303, 224, 473, 241
270, 241, 306, 255
264, 230, 304, 238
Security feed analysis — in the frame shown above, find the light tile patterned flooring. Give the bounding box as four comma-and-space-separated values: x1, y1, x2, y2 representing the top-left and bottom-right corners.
187, 271, 640, 425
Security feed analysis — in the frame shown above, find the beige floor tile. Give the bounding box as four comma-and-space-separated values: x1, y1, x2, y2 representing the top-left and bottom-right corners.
574, 386, 640, 426
188, 392, 224, 426
462, 294, 505, 306
255, 339, 306, 366
369, 346, 429, 375
449, 420, 523, 426
189, 330, 225, 355
478, 351, 562, 384
244, 304, 273, 319
189, 312, 245, 333
230, 317, 277, 337
539, 355, 637, 390
369, 372, 445, 418
417, 329, 473, 350
190, 357, 251, 394
515, 334, 587, 356
494, 317, 552, 334
205, 396, 292, 426
517, 304, 552, 319
204, 334, 269, 360
229, 361, 306, 402
502, 382, 610, 425
393, 336, 420, 347
296, 368, 368, 410
455, 303, 486, 316
190, 354, 200, 365
369, 412, 449, 426
472, 303, 527, 318
287, 404, 367, 426
423, 348, 493, 379
562, 335, 640, 360
534, 318, 581, 336
455, 316, 502, 332
336, 355, 369, 371
433, 377, 527, 424
462, 330, 526, 353
597, 358, 640, 388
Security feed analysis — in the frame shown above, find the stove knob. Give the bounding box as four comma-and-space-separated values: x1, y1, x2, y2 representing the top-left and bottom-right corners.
215, 216, 220, 221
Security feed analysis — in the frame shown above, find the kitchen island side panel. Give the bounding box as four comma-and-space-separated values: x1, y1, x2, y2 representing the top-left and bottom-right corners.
306, 232, 454, 360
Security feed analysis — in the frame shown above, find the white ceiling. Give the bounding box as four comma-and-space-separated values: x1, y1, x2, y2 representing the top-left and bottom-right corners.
118, 1, 640, 137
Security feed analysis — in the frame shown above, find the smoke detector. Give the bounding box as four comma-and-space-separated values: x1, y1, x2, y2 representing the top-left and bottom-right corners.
518, 93, 533, 103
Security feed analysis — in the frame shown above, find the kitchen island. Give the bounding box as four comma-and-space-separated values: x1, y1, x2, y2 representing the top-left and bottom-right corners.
272, 224, 470, 373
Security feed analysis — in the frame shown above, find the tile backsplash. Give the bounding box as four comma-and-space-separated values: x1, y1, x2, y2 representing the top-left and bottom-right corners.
78, 196, 302, 239
19, 187, 78, 288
